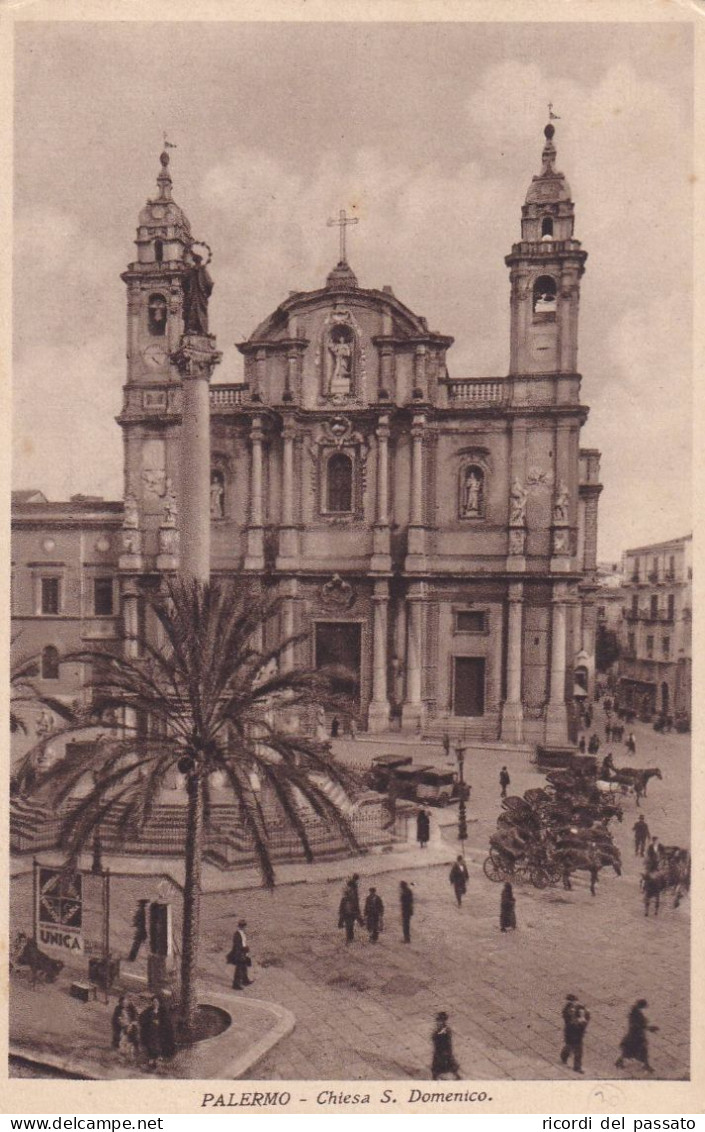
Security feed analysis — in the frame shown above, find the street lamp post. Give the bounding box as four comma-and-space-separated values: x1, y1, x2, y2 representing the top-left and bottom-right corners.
456, 744, 468, 847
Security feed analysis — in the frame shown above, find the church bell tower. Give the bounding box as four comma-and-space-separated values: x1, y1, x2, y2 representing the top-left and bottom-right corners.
505, 124, 587, 375
121, 149, 193, 385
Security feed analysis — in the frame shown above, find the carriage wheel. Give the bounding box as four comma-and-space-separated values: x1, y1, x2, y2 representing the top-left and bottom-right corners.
529, 866, 550, 889
483, 856, 506, 883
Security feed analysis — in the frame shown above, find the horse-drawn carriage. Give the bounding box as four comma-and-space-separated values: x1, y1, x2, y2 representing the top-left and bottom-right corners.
483, 763, 624, 892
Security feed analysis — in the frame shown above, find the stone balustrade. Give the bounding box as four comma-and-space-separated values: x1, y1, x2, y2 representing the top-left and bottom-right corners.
446, 379, 506, 404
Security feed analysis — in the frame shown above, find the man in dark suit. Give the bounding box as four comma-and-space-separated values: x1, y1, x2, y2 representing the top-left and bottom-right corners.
227, 919, 252, 989
127, 899, 149, 962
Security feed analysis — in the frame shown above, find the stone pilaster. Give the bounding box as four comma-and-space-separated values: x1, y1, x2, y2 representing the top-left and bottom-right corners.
500, 582, 524, 742
368, 580, 390, 733
371, 414, 391, 572
545, 582, 569, 743
401, 585, 424, 732
277, 420, 299, 565
244, 414, 266, 571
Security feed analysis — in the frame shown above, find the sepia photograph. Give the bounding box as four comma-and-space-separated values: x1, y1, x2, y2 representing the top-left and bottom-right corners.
4, 1, 699, 1115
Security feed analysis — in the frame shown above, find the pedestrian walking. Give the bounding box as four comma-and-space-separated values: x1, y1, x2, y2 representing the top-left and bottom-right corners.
227, 919, 253, 989
633, 815, 650, 856
560, 994, 590, 1074
400, 881, 414, 943
588, 733, 600, 755
416, 808, 431, 849
626, 731, 637, 755
364, 887, 384, 943
349, 717, 357, 740
578, 736, 586, 754
588, 864, 599, 897
139, 996, 175, 1069
605, 721, 612, 742
442, 732, 451, 758
499, 765, 511, 799
127, 899, 149, 962
500, 881, 517, 931
645, 837, 660, 872
338, 880, 361, 944
431, 1012, 461, 1080
331, 716, 340, 738
449, 855, 469, 908
616, 999, 657, 1073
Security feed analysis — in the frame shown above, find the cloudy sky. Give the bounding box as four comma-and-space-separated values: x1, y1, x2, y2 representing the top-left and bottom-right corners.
12, 19, 693, 560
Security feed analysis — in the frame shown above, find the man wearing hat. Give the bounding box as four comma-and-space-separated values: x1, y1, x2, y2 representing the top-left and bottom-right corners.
227, 919, 252, 990
560, 994, 590, 1073
431, 1011, 461, 1080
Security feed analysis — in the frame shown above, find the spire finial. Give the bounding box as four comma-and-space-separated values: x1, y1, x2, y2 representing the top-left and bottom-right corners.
157, 134, 176, 202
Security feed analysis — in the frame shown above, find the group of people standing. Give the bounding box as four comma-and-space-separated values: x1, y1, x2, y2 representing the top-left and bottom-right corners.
338, 874, 402, 944
111, 994, 175, 1069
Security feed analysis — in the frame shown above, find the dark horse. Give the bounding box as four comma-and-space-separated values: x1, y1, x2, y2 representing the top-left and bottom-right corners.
612, 767, 662, 808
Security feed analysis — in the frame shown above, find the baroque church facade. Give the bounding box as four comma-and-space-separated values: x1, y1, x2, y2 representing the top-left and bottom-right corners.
11, 122, 602, 750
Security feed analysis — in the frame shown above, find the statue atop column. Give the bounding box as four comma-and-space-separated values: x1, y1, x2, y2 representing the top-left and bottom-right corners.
181, 244, 214, 337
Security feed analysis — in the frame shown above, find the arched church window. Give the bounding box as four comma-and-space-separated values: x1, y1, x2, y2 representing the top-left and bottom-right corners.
326, 452, 353, 513
41, 645, 60, 681
459, 465, 485, 519
541, 216, 554, 239
533, 275, 557, 314
210, 469, 225, 519
154, 239, 164, 263
148, 293, 167, 336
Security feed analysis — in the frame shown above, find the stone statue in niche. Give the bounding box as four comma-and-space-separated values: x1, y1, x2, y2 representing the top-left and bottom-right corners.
553, 528, 569, 555
122, 528, 142, 556
509, 479, 527, 526
328, 325, 353, 396
553, 481, 569, 524
460, 466, 484, 518
210, 471, 225, 519
162, 483, 177, 528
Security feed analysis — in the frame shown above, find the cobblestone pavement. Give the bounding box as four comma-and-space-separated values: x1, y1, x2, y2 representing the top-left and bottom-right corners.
10, 706, 689, 1081
209, 710, 691, 1081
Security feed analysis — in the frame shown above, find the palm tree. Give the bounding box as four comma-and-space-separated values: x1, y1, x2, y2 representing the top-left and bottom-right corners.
15, 577, 360, 1035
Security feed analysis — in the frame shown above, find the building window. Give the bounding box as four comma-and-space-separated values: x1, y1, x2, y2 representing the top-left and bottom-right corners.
627, 632, 635, 654
597, 605, 606, 621
650, 595, 658, 619
646, 635, 654, 659
41, 577, 60, 615
455, 611, 486, 633
541, 216, 554, 238
154, 239, 164, 264
326, 452, 353, 513
662, 637, 670, 658
459, 465, 485, 519
667, 593, 675, 621
668, 555, 675, 580
532, 275, 557, 314
94, 577, 114, 617
631, 593, 639, 615
41, 645, 60, 680
632, 557, 640, 582
148, 293, 167, 336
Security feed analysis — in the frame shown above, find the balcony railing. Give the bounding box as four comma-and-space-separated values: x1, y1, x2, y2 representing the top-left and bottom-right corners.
209, 385, 249, 409
447, 379, 506, 404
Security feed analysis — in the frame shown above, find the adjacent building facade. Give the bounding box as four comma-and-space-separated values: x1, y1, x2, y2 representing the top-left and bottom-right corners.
618, 535, 692, 720
12, 123, 604, 750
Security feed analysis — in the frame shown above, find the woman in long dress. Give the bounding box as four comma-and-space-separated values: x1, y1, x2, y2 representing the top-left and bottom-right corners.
616, 999, 657, 1073
500, 882, 517, 932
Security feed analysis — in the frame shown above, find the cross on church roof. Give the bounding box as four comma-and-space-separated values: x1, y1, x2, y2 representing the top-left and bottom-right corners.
327, 208, 359, 264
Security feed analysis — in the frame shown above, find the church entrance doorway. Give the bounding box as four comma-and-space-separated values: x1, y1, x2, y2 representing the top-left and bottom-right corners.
314, 622, 362, 712
453, 657, 485, 717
